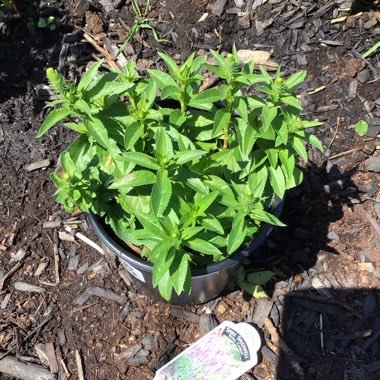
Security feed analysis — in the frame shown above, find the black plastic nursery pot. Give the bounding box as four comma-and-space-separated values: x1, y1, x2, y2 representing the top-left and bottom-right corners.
87, 200, 283, 306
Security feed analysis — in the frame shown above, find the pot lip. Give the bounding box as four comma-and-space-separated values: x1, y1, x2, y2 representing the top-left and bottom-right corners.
87, 199, 284, 277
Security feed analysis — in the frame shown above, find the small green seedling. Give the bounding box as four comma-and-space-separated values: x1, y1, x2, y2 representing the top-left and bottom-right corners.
37, 16, 56, 30
363, 40, 380, 58
238, 267, 275, 298
117, 0, 167, 56
0, 0, 12, 6
355, 119, 369, 136
0, 0, 12, 20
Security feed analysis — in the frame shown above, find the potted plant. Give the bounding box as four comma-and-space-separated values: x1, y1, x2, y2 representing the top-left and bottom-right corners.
37, 47, 323, 304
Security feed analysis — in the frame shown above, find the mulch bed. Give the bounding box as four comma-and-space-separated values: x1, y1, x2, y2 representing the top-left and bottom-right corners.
1, 0, 380, 379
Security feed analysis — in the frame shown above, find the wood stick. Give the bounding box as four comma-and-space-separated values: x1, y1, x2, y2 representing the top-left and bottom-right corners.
60, 358, 71, 378
0, 356, 55, 380
64, 225, 104, 255
83, 33, 120, 71
46, 342, 59, 374
53, 230, 60, 285
75, 350, 85, 380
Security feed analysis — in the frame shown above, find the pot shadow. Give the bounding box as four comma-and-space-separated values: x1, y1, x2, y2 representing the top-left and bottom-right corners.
244, 160, 361, 295
277, 288, 380, 379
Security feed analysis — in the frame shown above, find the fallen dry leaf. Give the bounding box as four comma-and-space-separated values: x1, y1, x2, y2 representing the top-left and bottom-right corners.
237, 49, 279, 71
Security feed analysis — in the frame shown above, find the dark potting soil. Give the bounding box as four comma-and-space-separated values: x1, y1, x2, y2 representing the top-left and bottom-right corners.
1, 0, 380, 379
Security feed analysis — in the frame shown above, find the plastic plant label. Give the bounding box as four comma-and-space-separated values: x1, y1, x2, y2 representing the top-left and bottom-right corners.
120, 259, 145, 283
154, 321, 261, 380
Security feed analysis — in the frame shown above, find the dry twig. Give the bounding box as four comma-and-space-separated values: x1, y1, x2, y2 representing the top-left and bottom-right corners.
75, 350, 85, 380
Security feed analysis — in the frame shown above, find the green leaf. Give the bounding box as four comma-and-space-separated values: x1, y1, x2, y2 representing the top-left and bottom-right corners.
227, 212, 247, 254
300, 120, 324, 129
170, 253, 191, 295
212, 109, 231, 138
276, 122, 289, 145
181, 227, 204, 240
239, 282, 268, 298
248, 166, 268, 199
266, 149, 278, 168
201, 217, 224, 234
60, 151, 76, 177
155, 127, 173, 161
279, 150, 295, 181
281, 96, 302, 109
235, 98, 248, 121
152, 241, 176, 286
250, 208, 285, 226
243, 124, 256, 157
136, 214, 168, 239
151, 170, 172, 217
247, 95, 267, 109
175, 150, 207, 165
219, 84, 230, 101
269, 166, 286, 198
203, 63, 227, 79
77, 60, 104, 92
162, 85, 181, 100
84, 117, 120, 154
209, 49, 229, 73
110, 170, 156, 189
37, 108, 71, 137
66, 134, 94, 172
196, 192, 218, 214
97, 82, 134, 99
204, 175, 235, 199
284, 70, 306, 92
246, 270, 275, 285
145, 80, 158, 108
186, 177, 209, 194
157, 270, 173, 301
124, 122, 144, 150
292, 136, 308, 162
169, 109, 187, 127
74, 99, 92, 115
117, 194, 150, 214
184, 238, 223, 256
147, 69, 178, 90
64, 122, 87, 133
304, 133, 324, 152
188, 88, 220, 110
123, 152, 160, 170
355, 120, 368, 137
262, 106, 278, 131
158, 52, 181, 80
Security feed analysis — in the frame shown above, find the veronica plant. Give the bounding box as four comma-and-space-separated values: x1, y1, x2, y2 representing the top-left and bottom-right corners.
38, 48, 323, 300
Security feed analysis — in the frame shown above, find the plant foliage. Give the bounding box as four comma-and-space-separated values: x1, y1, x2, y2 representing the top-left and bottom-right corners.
38, 49, 323, 300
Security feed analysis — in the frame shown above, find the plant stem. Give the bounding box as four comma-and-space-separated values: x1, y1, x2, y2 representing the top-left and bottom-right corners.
180, 84, 187, 113
223, 126, 229, 149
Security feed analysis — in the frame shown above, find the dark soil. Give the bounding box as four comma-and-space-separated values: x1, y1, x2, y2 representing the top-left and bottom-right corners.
1, 0, 380, 379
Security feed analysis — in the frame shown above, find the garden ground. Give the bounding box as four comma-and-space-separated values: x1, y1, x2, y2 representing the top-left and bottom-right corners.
1, 0, 380, 379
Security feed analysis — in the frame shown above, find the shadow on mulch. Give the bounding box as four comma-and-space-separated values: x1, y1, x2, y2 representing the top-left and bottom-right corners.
278, 288, 380, 380
247, 161, 360, 291
0, 0, 72, 104
351, 0, 380, 13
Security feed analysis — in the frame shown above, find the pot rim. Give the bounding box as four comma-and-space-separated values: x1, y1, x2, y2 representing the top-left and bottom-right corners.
87, 199, 283, 277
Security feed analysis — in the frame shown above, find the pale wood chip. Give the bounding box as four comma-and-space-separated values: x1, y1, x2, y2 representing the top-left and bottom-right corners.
237, 49, 279, 71
25, 159, 50, 172
13, 281, 45, 293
